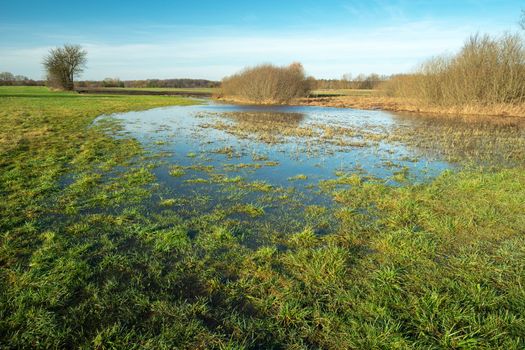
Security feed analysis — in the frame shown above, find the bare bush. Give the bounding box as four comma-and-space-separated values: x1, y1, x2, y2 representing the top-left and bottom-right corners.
383, 33, 525, 107
221, 63, 312, 104
102, 77, 125, 88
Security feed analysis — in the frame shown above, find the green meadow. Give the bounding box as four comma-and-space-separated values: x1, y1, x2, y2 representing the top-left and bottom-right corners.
1, 86, 524, 349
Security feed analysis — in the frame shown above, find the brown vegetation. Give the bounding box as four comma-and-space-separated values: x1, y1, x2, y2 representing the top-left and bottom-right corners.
299, 33, 525, 117
382, 33, 525, 109
220, 62, 313, 104
298, 95, 525, 117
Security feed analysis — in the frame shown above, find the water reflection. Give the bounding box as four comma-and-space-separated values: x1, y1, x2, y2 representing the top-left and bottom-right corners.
97, 102, 525, 237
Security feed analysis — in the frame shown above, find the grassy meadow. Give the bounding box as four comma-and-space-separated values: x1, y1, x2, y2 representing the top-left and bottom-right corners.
1, 86, 525, 349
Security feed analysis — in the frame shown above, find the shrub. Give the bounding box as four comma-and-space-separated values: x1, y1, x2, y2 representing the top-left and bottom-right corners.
102, 77, 125, 88
383, 33, 525, 106
221, 62, 313, 104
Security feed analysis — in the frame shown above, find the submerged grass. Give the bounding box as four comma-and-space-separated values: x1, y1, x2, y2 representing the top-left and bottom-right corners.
1, 87, 524, 349
204, 110, 525, 169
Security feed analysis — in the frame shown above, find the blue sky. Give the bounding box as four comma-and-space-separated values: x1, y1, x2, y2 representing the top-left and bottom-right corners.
0, 0, 523, 80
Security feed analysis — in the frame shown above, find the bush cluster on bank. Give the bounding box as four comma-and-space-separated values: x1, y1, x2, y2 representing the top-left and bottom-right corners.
221, 62, 314, 104
383, 33, 525, 107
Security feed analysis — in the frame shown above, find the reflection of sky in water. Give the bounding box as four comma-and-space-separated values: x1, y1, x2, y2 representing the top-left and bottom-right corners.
96, 103, 452, 220
104, 102, 451, 190
91, 102, 524, 237
107, 103, 448, 209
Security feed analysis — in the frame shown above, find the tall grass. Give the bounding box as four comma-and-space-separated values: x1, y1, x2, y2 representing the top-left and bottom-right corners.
384, 33, 525, 107
221, 62, 313, 104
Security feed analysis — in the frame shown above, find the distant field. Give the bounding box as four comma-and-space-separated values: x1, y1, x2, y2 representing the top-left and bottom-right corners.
0, 85, 80, 97
75, 86, 215, 97
85, 87, 374, 97
100, 87, 217, 94
0, 86, 374, 98
0, 85, 213, 98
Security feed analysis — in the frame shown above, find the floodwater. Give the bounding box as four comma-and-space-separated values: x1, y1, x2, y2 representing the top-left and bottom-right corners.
97, 102, 525, 238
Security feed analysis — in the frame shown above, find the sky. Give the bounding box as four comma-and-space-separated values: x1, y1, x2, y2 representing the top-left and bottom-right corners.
0, 0, 523, 81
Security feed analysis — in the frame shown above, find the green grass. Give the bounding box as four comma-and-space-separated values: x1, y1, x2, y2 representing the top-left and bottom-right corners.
1, 86, 524, 349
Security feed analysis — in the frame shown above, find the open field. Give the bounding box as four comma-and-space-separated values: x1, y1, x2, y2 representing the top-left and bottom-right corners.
116, 87, 216, 93
76, 87, 215, 97
75, 87, 371, 98
1, 86, 524, 349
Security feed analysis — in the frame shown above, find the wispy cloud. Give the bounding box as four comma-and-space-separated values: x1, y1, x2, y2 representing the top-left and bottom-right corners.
0, 18, 510, 80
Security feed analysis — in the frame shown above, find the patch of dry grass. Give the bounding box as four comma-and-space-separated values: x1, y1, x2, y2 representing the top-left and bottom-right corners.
298, 95, 525, 118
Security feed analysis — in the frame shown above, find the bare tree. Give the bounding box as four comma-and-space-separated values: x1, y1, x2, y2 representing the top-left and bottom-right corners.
0, 72, 15, 81
43, 44, 87, 90
521, 9, 525, 30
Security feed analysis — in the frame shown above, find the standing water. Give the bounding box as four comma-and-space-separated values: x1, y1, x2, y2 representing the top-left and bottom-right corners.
94, 102, 525, 242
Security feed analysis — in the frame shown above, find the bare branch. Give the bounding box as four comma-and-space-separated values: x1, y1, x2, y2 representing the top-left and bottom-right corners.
43, 44, 87, 90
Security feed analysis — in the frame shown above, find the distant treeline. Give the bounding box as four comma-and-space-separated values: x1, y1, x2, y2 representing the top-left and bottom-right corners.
314, 74, 388, 90
76, 75, 389, 90
1, 73, 220, 89
76, 78, 220, 89
0, 72, 44, 86
0, 70, 388, 91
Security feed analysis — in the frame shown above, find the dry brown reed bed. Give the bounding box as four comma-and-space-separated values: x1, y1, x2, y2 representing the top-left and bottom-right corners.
295, 95, 525, 118
217, 94, 525, 118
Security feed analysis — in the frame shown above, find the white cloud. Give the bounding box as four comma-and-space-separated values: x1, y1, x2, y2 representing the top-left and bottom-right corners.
0, 19, 505, 80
